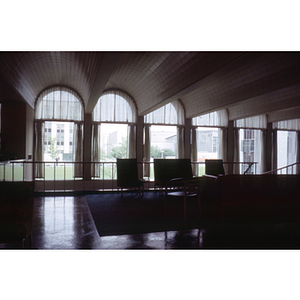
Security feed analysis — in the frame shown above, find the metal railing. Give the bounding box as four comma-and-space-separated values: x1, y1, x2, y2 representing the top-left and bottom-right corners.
263, 162, 300, 175
0, 159, 259, 192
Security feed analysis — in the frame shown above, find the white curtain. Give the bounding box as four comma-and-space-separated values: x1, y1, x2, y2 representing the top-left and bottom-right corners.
36, 87, 83, 121
177, 126, 185, 158
92, 90, 137, 123
91, 123, 101, 177
273, 119, 300, 131
34, 121, 45, 178
297, 132, 300, 174
254, 130, 263, 174
190, 127, 198, 176
233, 128, 240, 174
235, 115, 267, 129
272, 130, 278, 171
128, 124, 136, 158
144, 100, 185, 125
287, 131, 297, 172
143, 125, 151, 177
260, 130, 267, 173
73, 122, 83, 178
219, 128, 228, 175
192, 109, 228, 127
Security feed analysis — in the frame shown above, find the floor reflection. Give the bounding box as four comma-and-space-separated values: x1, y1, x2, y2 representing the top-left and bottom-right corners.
32, 196, 205, 250
32, 196, 101, 249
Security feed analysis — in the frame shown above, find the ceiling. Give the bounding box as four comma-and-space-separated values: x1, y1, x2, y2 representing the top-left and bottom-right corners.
0, 51, 299, 123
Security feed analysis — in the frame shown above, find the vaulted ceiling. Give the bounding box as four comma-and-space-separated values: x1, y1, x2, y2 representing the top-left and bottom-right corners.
0, 51, 299, 123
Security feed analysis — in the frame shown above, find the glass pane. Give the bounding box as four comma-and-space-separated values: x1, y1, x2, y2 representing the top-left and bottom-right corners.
277, 130, 297, 174
239, 129, 261, 174
44, 122, 74, 163
13, 162, 24, 181
150, 125, 177, 159
196, 127, 219, 161
100, 124, 128, 162
45, 163, 55, 180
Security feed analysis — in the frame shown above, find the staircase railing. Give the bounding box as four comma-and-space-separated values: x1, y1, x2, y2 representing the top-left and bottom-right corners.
262, 162, 300, 175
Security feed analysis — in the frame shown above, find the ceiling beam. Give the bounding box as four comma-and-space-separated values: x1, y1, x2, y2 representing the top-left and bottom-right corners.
85, 52, 121, 114
268, 107, 300, 123
138, 52, 247, 116
227, 85, 300, 121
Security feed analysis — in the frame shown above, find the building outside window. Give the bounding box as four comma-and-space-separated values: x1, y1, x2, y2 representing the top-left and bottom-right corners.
277, 130, 297, 174
239, 128, 259, 174
150, 125, 177, 159
91, 90, 137, 180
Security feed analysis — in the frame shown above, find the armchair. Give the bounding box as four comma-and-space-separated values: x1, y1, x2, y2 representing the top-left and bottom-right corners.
165, 177, 202, 222
117, 159, 144, 197
205, 159, 225, 176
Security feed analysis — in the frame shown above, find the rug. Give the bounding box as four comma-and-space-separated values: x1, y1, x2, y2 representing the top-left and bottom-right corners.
85, 191, 202, 236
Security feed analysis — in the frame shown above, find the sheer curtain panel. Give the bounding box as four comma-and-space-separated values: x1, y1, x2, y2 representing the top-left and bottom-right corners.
34, 121, 45, 178
143, 125, 151, 178
35, 87, 83, 121
177, 126, 185, 158
73, 123, 83, 178
190, 127, 198, 176
91, 123, 101, 177
128, 125, 136, 159
92, 90, 137, 123
144, 100, 185, 125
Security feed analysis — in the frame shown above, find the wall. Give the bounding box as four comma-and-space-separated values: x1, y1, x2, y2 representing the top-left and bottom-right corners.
1, 101, 26, 159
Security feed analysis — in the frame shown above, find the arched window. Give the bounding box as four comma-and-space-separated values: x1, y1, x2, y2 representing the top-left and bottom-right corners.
35, 86, 84, 121
144, 100, 184, 125
91, 90, 137, 179
34, 86, 84, 179
143, 100, 185, 179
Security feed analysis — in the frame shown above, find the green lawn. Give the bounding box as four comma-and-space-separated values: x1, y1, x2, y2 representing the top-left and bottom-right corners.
0, 163, 207, 181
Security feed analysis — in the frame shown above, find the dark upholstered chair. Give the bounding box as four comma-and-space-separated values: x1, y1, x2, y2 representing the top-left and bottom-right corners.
165, 177, 202, 222
154, 159, 193, 191
117, 159, 143, 197
205, 159, 225, 176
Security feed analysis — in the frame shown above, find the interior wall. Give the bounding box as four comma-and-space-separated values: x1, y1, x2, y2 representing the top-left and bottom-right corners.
1, 101, 26, 159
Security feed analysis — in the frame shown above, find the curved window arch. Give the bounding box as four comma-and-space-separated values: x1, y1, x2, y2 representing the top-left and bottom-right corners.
35, 86, 84, 121
34, 86, 84, 179
92, 90, 137, 123
91, 90, 137, 179
144, 100, 184, 125
143, 100, 185, 179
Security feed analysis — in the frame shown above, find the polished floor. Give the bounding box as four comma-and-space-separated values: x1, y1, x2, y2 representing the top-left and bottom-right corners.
2, 194, 300, 249
30, 195, 205, 249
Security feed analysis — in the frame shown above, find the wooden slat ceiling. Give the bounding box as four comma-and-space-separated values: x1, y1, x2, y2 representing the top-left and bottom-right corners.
0, 51, 299, 122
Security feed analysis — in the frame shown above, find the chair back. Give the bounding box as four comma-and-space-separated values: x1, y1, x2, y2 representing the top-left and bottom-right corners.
154, 159, 193, 186
205, 159, 225, 176
117, 158, 139, 187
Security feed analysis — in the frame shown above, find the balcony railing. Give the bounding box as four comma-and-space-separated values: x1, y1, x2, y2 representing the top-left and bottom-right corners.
263, 162, 300, 175
0, 160, 259, 192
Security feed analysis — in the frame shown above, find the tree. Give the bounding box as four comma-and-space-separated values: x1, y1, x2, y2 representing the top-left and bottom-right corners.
150, 145, 175, 158
110, 137, 127, 159
48, 137, 60, 161
150, 145, 161, 158
161, 148, 175, 158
